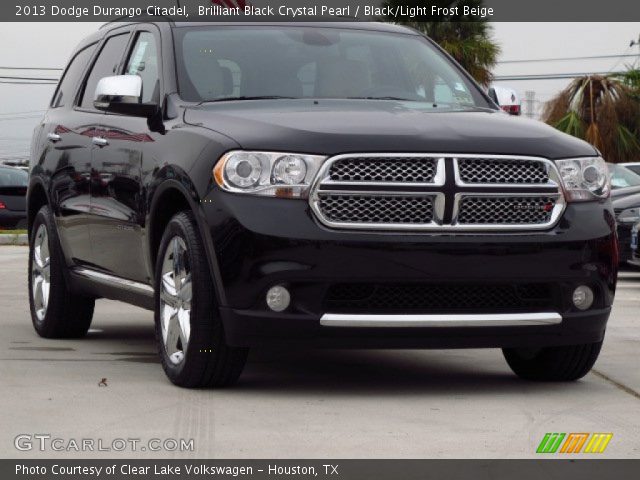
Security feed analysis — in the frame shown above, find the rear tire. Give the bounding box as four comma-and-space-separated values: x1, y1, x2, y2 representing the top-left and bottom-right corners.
28, 205, 95, 338
154, 211, 248, 388
503, 341, 603, 381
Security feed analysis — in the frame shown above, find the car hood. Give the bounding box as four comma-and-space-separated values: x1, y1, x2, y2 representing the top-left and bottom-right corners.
611, 185, 640, 200
183, 99, 596, 159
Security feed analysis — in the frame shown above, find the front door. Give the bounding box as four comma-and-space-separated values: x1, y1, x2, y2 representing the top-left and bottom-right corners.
90, 30, 161, 283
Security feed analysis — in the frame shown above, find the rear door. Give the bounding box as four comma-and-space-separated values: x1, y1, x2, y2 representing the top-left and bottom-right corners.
44, 42, 98, 265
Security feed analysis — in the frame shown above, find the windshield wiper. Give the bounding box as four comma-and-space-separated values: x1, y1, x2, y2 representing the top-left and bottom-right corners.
201, 96, 298, 103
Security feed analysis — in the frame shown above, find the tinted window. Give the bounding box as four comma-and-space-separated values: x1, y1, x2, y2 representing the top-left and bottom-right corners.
51, 44, 96, 108
125, 32, 160, 104
174, 26, 486, 110
0, 167, 28, 187
80, 33, 130, 109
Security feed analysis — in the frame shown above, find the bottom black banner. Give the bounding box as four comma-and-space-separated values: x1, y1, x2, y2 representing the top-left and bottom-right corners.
3, 459, 639, 480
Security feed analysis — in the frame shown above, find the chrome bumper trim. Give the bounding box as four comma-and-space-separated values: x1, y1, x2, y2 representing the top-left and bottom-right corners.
320, 312, 562, 328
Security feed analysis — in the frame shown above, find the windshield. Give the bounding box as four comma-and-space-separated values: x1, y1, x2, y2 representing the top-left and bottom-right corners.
174, 26, 489, 109
0, 167, 28, 187
608, 164, 640, 189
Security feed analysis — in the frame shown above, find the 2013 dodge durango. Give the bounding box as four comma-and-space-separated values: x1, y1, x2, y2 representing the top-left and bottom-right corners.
27, 21, 617, 387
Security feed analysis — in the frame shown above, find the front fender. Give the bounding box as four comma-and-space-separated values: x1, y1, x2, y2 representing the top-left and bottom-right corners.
147, 170, 228, 305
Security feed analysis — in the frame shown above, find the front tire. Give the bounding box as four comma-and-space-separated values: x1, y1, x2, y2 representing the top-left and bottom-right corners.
28, 205, 95, 338
154, 211, 248, 388
503, 341, 603, 381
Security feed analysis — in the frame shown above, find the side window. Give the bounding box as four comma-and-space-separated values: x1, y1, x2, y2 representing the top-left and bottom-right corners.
125, 32, 159, 104
51, 44, 96, 108
80, 33, 130, 109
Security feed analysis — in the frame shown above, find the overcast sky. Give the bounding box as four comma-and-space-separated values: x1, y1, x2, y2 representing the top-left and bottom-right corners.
0, 22, 639, 159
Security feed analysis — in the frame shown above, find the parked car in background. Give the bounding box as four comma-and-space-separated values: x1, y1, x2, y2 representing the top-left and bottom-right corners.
608, 163, 640, 200
621, 162, 640, 176
608, 163, 640, 189
488, 85, 521, 115
0, 165, 27, 229
612, 192, 640, 265
0, 160, 30, 172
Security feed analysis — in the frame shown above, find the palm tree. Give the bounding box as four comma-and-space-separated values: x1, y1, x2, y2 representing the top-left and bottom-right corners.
613, 67, 640, 100
543, 75, 640, 164
382, 0, 500, 86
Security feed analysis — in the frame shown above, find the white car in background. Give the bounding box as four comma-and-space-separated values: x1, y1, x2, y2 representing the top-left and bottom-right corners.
621, 162, 640, 176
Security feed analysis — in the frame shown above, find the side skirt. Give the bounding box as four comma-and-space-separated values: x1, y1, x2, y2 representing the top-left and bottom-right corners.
69, 267, 155, 311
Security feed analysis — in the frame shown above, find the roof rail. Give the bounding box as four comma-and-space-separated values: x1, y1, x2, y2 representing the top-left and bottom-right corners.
100, 14, 176, 29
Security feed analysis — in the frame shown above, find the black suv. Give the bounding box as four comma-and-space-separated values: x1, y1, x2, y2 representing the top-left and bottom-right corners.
28, 21, 617, 388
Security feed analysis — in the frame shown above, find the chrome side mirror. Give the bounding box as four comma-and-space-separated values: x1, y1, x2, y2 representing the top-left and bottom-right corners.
93, 75, 158, 118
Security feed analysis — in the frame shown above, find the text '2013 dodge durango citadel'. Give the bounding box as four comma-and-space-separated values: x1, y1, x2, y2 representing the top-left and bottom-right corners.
28, 21, 617, 388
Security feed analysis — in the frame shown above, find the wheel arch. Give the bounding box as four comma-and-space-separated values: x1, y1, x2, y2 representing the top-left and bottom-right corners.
147, 175, 227, 305
27, 178, 50, 236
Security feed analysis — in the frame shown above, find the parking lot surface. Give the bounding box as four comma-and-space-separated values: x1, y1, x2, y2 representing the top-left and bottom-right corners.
1, 246, 639, 458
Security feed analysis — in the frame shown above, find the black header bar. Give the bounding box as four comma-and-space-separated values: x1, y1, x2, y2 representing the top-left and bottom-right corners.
4, 0, 640, 22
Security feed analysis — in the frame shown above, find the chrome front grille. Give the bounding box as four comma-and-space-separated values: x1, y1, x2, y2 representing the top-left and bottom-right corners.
328, 156, 438, 183
318, 193, 435, 225
309, 154, 565, 231
456, 157, 550, 184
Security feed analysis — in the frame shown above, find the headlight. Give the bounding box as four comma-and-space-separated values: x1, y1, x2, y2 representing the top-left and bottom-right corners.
272, 155, 307, 185
555, 157, 610, 202
225, 152, 262, 188
213, 151, 326, 198
617, 207, 640, 224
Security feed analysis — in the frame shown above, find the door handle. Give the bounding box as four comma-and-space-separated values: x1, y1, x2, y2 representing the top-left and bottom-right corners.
47, 133, 61, 142
92, 136, 108, 147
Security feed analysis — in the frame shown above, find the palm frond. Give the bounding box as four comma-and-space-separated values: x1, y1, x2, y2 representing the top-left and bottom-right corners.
554, 112, 585, 139
544, 74, 640, 163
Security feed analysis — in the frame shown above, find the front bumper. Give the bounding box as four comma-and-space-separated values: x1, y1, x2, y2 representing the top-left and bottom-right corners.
202, 191, 617, 348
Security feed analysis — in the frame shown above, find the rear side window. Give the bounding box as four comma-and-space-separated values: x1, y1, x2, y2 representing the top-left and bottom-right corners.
80, 33, 131, 109
51, 44, 96, 108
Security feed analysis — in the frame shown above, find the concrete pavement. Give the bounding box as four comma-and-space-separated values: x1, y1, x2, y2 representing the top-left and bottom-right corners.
0, 246, 639, 458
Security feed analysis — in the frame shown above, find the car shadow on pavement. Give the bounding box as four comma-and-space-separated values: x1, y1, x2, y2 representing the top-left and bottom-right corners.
80, 324, 596, 395
234, 347, 596, 396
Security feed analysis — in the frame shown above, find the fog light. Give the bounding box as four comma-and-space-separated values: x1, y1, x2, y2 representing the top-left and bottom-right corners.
572, 285, 594, 310
266, 285, 290, 312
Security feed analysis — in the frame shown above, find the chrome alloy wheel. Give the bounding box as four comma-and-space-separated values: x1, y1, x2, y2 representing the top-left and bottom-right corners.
160, 236, 192, 365
31, 224, 51, 322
